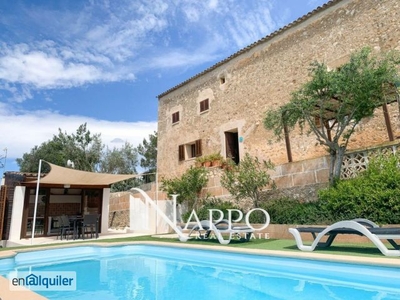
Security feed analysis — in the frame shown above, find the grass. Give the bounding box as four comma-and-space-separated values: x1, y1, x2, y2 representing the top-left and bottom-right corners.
0, 234, 395, 259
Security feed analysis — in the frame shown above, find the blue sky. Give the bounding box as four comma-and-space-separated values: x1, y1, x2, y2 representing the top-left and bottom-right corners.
0, 0, 329, 172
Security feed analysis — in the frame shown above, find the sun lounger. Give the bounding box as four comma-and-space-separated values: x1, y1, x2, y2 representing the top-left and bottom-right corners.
188, 219, 253, 245
289, 219, 400, 256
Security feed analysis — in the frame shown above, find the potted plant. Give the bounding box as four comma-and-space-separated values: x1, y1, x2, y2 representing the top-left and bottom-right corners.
203, 157, 212, 167
195, 155, 212, 167
210, 152, 224, 167
194, 156, 204, 167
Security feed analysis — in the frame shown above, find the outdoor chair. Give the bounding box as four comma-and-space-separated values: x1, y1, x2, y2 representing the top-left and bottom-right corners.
57, 215, 74, 240
81, 214, 99, 239
289, 218, 400, 256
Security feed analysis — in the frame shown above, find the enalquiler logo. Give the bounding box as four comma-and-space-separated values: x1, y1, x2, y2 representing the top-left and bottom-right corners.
8, 271, 76, 291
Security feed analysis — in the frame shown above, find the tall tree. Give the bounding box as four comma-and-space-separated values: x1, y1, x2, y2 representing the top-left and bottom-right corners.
136, 131, 157, 182
17, 123, 103, 173
99, 142, 138, 174
99, 142, 139, 192
54, 123, 103, 172
17, 140, 66, 173
264, 47, 400, 185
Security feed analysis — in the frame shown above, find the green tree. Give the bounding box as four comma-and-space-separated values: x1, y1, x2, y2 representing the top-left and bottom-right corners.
17, 140, 66, 173
17, 123, 103, 173
220, 153, 275, 208
160, 166, 208, 211
54, 123, 103, 172
99, 142, 139, 192
136, 131, 157, 182
264, 47, 400, 185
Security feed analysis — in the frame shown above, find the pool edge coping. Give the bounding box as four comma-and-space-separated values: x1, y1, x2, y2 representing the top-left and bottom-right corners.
1, 241, 399, 299
1, 240, 399, 268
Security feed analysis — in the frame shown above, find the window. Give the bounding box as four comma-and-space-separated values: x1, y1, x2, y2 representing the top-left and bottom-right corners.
220, 76, 226, 84
172, 111, 180, 124
178, 139, 202, 161
190, 144, 196, 158
200, 99, 209, 113
178, 145, 185, 161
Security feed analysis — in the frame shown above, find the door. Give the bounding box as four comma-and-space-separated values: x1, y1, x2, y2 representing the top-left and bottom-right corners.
225, 131, 240, 164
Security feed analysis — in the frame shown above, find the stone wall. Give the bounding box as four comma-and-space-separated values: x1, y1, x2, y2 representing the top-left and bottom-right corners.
157, 0, 400, 184
109, 192, 130, 229
109, 184, 169, 229
198, 155, 329, 200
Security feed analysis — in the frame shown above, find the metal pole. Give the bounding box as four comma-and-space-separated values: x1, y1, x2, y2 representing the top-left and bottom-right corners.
2, 148, 7, 175
155, 172, 158, 235
31, 159, 42, 245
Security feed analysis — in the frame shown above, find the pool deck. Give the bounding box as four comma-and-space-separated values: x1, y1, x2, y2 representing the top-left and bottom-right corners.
3, 228, 148, 247
0, 275, 47, 300
1, 233, 400, 299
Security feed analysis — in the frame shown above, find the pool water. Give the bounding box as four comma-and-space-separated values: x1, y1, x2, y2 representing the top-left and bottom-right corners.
1, 245, 400, 300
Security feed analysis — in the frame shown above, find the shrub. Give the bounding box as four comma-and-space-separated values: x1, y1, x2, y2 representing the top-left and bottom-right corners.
318, 153, 400, 224
221, 153, 275, 208
259, 198, 330, 225
160, 166, 208, 211
181, 197, 241, 223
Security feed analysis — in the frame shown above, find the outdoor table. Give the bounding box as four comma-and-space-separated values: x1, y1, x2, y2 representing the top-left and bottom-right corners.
69, 216, 84, 239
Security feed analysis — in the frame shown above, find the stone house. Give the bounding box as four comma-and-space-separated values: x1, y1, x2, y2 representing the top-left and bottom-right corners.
156, 0, 400, 198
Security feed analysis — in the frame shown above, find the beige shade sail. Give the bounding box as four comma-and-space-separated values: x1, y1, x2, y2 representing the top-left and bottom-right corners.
30, 161, 138, 187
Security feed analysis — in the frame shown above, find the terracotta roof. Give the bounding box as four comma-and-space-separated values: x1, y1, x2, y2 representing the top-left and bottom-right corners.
157, 0, 340, 99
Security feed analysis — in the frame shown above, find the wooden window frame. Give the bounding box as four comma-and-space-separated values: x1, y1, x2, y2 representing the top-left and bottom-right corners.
172, 111, 180, 124
178, 145, 185, 161
200, 99, 209, 113
178, 139, 202, 162
194, 139, 202, 157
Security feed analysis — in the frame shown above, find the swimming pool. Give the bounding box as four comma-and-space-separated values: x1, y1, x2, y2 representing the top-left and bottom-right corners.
1, 245, 400, 299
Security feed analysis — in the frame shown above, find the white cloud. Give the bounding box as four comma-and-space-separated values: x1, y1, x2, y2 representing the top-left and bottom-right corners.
0, 0, 281, 102
0, 103, 157, 171
0, 46, 102, 88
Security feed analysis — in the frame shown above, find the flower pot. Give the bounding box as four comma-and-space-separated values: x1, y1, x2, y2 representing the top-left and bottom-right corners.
212, 160, 222, 167
203, 161, 212, 167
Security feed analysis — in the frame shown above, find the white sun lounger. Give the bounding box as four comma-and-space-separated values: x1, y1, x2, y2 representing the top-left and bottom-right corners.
289, 219, 400, 256
188, 219, 253, 245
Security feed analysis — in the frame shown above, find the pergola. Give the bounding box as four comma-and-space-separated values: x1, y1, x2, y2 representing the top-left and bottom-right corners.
283, 83, 400, 162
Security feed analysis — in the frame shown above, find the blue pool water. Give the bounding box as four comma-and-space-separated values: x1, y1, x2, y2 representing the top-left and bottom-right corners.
1, 245, 400, 299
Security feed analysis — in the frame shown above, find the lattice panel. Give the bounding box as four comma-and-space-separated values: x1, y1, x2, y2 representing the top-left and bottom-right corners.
0, 185, 6, 238
341, 144, 399, 179
341, 152, 368, 179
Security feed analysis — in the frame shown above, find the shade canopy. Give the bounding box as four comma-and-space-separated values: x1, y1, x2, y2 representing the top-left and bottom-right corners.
29, 161, 138, 187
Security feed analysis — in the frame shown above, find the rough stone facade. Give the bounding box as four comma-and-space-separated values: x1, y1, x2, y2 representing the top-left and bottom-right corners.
109, 192, 130, 229
157, 0, 400, 193
109, 183, 168, 229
